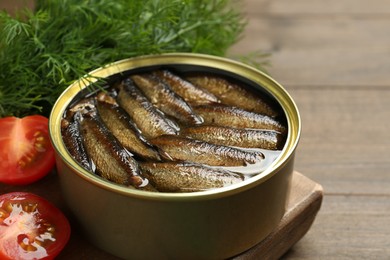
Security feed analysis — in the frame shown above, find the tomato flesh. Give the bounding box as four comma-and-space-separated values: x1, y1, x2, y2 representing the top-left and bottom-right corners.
0, 192, 71, 260
0, 115, 56, 185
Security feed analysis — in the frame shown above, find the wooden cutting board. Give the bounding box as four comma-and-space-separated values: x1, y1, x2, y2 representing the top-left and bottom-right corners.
0, 171, 323, 259
233, 171, 324, 259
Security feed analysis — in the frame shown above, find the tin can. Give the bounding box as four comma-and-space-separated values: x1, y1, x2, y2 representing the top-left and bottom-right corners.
49, 53, 301, 259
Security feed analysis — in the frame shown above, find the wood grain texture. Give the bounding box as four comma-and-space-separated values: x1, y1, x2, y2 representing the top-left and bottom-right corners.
234, 172, 323, 260
290, 88, 390, 195
282, 195, 390, 259
238, 0, 390, 15
229, 1, 390, 87
1, 0, 389, 258
229, 0, 390, 258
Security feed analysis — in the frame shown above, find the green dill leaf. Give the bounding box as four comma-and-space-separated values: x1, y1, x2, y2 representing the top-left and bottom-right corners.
0, 0, 266, 117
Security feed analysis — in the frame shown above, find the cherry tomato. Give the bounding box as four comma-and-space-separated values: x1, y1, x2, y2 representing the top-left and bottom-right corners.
0, 192, 71, 260
0, 115, 55, 185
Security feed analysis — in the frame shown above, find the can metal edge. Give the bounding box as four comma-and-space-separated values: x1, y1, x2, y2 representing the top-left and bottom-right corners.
49, 53, 301, 201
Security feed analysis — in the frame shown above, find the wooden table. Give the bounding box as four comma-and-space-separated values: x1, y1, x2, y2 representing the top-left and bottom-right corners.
1, 0, 389, 259
230, 0, 390, 258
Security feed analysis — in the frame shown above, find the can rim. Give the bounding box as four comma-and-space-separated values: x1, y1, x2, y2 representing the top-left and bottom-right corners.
49, 53, 301, 201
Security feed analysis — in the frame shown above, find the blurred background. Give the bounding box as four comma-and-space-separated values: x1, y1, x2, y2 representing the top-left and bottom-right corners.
0, 0, 35, 15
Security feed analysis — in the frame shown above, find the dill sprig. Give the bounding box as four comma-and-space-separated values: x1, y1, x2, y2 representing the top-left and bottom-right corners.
0, 0, 247, 117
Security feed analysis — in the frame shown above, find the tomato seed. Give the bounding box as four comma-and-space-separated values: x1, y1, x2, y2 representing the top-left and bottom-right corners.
33, 131, 42, 137
0, 209, 7, 216
23, 203, 38, 212
0, 209, 8, 221
36, 136, 44, 142
5, 202, 13, 212
34, 142, 46, 152
46, 226, 55, 233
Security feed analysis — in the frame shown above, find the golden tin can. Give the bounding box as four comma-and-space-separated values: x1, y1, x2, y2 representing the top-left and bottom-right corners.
49, 53, 301, 259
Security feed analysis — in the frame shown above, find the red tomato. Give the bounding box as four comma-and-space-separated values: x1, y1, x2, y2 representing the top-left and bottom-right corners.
0, 192, 71, 260
0, 115, 55, 185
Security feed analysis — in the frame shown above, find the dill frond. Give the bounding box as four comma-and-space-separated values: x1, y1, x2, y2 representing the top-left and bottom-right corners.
0, 0, 263, 117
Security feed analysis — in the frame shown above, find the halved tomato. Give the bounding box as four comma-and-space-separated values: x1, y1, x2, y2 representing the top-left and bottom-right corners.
0, 115, 55, 185
0, 192, 71, 260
